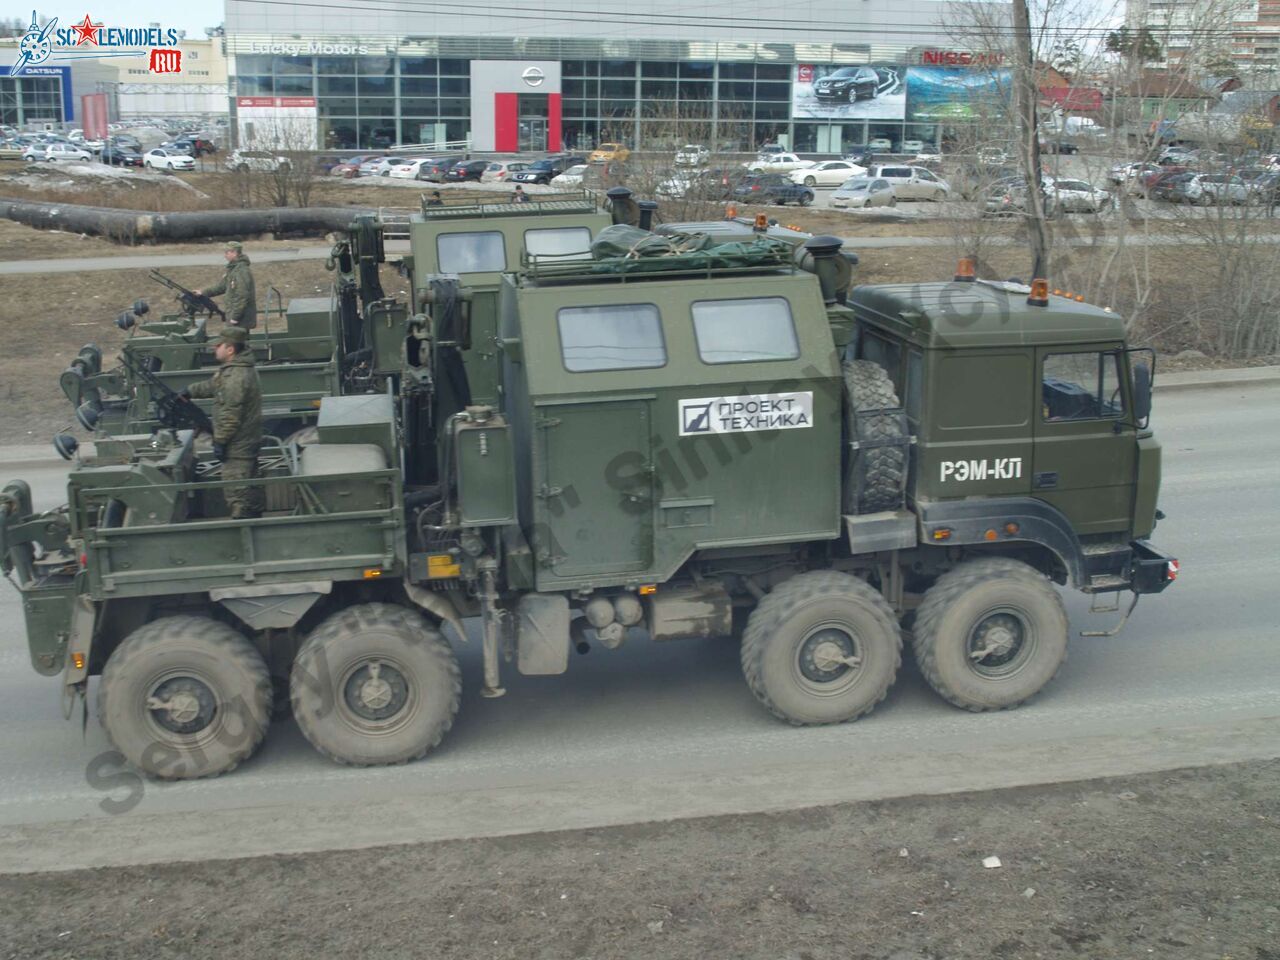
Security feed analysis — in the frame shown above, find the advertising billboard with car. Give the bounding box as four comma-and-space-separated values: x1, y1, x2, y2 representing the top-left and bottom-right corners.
793, 64, 906, 120
905, 66, 1012, 121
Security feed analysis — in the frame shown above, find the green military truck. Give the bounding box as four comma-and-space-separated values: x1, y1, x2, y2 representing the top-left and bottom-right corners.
0, 227, 1177, 780
58, 221, 399, 444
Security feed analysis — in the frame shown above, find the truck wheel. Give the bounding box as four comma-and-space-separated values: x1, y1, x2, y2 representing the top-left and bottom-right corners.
911, 558, 1068, 711
98, 616, 272, 780
290, 603, 460, 766
843, 359, 907, 514
741, 571, 901, 725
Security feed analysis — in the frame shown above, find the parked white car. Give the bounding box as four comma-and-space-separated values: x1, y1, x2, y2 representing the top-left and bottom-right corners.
864, 164, 951, 200
551, 163, 589, 187
868, 137, 893, 152
1179, 173, 1251, 205
389, 158, 431, 180
656, 172, 697, 198
480, 160, 530, 183
831, 177, 897, 209
901, 139, 925, 155
978, 145, 1012, 165
675, 143, 710, 166
746, 152, 813, 173
227, 150, 289, 172
789, 160, 867, 187
1109, 161, 1160, 185
359, 156, 407, 177
1046, 177, 1114, 212
987, 177, 1113, 215
23, 143, 92, 162
143, 148, 195, 171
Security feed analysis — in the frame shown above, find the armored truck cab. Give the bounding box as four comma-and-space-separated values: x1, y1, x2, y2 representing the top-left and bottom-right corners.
499, 265, 844, 592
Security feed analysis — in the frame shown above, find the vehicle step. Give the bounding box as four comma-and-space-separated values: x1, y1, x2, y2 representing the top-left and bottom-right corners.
1086, 574, 1129, 592
1081, 541, 1130, 556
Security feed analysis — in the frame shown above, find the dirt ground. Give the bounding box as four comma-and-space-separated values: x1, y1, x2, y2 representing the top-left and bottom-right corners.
1, 760, 1276, 960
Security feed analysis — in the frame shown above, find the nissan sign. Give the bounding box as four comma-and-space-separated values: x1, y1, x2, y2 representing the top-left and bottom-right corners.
521, 66, 545, 87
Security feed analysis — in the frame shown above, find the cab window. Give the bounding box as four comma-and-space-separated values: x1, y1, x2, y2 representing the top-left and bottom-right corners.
558, 303, 666, 372
436, 231, 506, 273
525, 226, 592, 257
692, 297, 799, 364
1042, 352, 1125, 421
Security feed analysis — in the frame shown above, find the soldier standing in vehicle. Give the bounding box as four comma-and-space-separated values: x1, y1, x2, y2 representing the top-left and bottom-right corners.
181, 327, 264, 519
196, 240, 258, 328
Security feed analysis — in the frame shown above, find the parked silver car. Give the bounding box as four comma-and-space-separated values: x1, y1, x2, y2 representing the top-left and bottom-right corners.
830, 177, 897, 209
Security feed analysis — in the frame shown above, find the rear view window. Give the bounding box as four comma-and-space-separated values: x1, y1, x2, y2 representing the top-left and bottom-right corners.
558, 303, 666, 372
526, 227, 592, 257
436, 231, 506, 273
692, 297, 799, 364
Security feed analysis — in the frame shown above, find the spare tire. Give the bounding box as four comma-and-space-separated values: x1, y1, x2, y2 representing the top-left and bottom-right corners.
843, 359, 907, 514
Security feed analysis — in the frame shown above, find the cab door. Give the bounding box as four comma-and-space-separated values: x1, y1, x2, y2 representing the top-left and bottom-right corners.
1032, 347, 1136, 536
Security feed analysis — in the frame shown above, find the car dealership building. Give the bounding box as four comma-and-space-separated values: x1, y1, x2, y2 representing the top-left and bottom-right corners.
223, 0, 1011, 154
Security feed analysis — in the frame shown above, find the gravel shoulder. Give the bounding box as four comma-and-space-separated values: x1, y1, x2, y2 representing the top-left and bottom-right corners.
2, 760, 1276, 960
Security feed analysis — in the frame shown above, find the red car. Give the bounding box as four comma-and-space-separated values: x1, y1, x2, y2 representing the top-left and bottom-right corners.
1139, 165, 1187, 196
329, 155, 381, 179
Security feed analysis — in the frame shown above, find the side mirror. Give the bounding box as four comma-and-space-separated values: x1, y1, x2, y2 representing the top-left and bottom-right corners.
1132, 361, 1152, 424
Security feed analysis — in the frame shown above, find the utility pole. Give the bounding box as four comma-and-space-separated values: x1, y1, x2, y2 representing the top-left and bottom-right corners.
1011, 0, 1050, 279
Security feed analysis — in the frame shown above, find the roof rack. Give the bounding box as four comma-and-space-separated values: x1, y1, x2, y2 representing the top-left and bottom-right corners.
519, 237, 797, 286
417, 190, 599, 219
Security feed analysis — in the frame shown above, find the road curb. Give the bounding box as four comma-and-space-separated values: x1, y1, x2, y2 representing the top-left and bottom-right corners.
1153, 366, 1280, 392
0, 444, 62, 469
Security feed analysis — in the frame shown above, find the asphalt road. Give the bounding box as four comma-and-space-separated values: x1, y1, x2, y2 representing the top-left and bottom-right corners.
1, 382, 1278, 872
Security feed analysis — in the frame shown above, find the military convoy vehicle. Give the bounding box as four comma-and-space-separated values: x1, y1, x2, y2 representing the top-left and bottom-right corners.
59, 197, 614, 451
58, 222, 395, 444
0, 218, 1177, 781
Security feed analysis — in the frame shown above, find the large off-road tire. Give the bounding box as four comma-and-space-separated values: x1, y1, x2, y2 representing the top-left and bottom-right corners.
98, 616, 272, 780
290, 603, 461, 766
741, 571, 902, 725
843, 358, 907, 514
911, 558, 1068, 711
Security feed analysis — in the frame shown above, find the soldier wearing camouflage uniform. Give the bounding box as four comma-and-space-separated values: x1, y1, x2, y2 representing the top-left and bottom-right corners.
182, 327, 264, 519
197, 240, 258, 329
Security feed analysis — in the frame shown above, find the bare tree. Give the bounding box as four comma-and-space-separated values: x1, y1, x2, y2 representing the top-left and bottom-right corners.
232, 112, 321, 208
606, 100, 755, 223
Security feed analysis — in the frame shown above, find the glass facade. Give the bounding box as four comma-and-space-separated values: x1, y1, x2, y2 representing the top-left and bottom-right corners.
561, 59, 794, 152
229, 47, 994, 151
233, 53, 472, 149
0, 76, 65, 126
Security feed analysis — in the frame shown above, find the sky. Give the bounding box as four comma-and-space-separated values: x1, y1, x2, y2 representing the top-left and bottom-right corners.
18, 0, 227, 37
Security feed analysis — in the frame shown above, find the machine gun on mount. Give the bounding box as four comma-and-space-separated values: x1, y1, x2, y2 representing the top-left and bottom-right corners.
119, 350, 213, 434
149, 270, 226, 322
